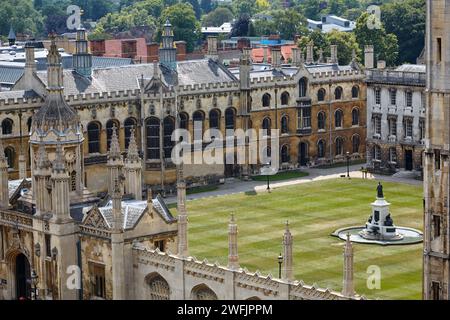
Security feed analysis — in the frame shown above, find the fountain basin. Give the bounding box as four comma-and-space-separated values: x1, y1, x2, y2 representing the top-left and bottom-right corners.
332, 226, 423, 246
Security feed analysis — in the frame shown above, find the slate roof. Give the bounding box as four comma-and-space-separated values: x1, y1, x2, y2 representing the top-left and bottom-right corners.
0, 64, 24, 85
98, 195, 176, 230
35, 59, 237, 96
394, 64, 426, 73
0, 89, 40, 100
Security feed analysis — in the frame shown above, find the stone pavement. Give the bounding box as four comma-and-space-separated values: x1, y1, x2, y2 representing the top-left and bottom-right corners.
164, 164, 423, 205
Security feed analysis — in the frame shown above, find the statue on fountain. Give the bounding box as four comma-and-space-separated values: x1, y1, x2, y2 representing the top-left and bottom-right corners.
377, 182, 384, 198
359, 183, 403, 241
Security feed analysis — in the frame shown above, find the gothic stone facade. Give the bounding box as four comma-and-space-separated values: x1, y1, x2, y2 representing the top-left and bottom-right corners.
0, 40, 366, 195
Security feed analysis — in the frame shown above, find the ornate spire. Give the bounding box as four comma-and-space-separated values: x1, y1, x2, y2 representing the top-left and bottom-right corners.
108, 125, 121, 160
228, 213, 239, 270
282, 221, 293, 281
342, 233, 355, 297
126, 127, 139, 162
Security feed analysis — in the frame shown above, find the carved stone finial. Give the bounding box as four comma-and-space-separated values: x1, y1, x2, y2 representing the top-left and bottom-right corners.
108, 124, 121, 159
126, 127, 139, 162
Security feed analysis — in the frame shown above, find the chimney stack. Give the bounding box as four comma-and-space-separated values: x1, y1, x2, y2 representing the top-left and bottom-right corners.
263, 46, 268, 64
364, 45, 374, 69
271, 47, 281, 68
377, 60, 386, 69
306, 41, 314, 64
206, 36, 218, 61
291, 47, 302, 67
330, 45, 338, 64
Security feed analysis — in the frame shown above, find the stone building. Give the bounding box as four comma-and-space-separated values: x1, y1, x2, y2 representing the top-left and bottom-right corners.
366, 62, 426, 173
0, 21, 366, 195
0, 21, 368, 300
423, 0, 450, 300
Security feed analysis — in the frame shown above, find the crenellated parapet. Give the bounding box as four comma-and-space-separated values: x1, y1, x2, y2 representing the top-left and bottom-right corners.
310, 69, 365, 83
132, 244, 362, 300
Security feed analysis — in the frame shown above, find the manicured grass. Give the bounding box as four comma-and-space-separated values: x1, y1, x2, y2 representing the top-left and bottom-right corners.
172, 178, 423, 300
251, 170, 309, 182
187, 185, 219, 195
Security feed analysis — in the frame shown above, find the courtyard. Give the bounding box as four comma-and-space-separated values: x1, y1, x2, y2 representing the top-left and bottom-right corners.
172, 178, 423, 300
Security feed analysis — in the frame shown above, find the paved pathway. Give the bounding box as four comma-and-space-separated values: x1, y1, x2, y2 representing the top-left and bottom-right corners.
164, 165, 423, 204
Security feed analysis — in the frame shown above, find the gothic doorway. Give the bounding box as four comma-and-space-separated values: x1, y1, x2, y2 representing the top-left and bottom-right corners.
15, 253, 31, 300
405, 150, 413, 171
299, 142, 308, 166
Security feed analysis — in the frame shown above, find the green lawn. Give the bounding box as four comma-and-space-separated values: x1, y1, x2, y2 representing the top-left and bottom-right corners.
172, 178, 423, 300
251, 170, 309, 182
187, 185, 219, 195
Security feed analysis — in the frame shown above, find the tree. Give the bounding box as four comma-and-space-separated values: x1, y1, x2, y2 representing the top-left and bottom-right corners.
382, 0, 425, 64
0, 0, 44, 37
299, 0, 327, 20
91, 8, 155, 36
354, 12, 399, 67
200, 0, 213, 14
203, 7, 234, 27
233, 0, 256, 17
298, 30, 329, 61
325, 29, 360, 65
271, 9, 307, 39
230, 14, 251, 37
183, 0, 202, 19
133, 0, 164, 18
160, 3, 200, 52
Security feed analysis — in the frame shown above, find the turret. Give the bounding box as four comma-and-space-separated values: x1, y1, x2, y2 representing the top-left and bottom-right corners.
282, 221, 293, 281
159, 19, 177, 70
73, 28, 92, 78
342, 233, 355, 297
228, 214, 239, 270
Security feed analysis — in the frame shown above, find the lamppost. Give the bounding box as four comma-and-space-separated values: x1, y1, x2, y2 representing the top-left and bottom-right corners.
278, 253, 283, 279
346, 151, 351, 179
31, 269, 39, 300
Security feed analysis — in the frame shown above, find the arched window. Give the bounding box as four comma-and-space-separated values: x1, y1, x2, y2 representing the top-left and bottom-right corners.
87, 122, 101, 154
299, 77, 308, 97
281, 91, 290, 105
335, 110, 343, 128
4, 146, 14, 169
318, 111, 326, 130
179, 112, 189, 130
281, 115, 289, 134
281, 145, 290, 163
262, 117, 271, 135
352, 108, 359, 126
317, 140, 325, 158
225, 108, 236, 130
146, 117, 160, 160
27, 117, 33, 133
124, 117, 137, 149
191, 284, 218, 300
262, 93, 271, 107
352, 86, 359, 98
193, 111, 205, 141
146, 273, 170, 300
70, 171, 77, 191
106, 120, 120, 151
335, 137, 344, 156
352, 135, 360, 153
209, 109, 220, 130
317, 88, 326, 102
1, 118, 13, 135
163, 117, 175, 159
334, 87, 343, 100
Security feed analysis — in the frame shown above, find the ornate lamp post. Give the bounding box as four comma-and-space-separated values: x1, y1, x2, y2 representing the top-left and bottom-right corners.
278, 253, 283, 279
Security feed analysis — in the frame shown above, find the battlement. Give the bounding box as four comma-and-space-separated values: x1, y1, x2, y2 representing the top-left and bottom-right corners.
178, 81, 240, 95
0, 95, 44, 108
132, 244, 361, 300
310, 69, 365, 81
